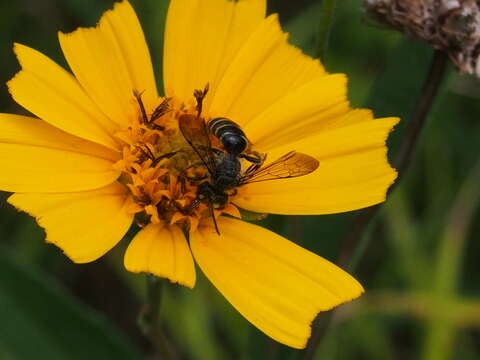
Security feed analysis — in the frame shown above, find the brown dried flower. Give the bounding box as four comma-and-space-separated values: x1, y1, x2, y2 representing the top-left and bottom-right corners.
363, 0, 480, 76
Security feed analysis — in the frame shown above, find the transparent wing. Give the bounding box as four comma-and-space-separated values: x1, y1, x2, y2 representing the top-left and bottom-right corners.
240, 151, 319, 184
178, 114, 216, 174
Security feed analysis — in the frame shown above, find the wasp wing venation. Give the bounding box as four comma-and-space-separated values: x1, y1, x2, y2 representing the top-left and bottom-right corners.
178, 114, 216, 174
239, 151, 319, 184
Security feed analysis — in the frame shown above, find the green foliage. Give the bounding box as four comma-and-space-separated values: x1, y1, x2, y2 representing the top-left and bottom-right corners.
0, 249, 140, 360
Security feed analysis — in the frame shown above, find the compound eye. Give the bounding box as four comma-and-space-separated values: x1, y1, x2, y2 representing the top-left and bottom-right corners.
223, 134, 247, 155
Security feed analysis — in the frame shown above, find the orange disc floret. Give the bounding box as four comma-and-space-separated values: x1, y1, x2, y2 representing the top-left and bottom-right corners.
113, 91, 241, 234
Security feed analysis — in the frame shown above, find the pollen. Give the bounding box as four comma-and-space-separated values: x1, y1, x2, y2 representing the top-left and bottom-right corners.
113, 91, 239, 233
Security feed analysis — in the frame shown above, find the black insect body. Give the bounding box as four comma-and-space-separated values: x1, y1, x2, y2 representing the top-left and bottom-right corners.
179, 113, 320, 235
200, 118, 247, 208
179, 114, 242, 209
208, 117, 248, 154
178, 86, 319, 234
208, 117, 263, 164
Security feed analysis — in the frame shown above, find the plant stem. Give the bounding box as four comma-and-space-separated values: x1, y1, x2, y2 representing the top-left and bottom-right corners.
337, 206, 378, 270
338, 50, 448, 270
394, 51, 448, 177
301, 311, 335, 360
302, 50, 448, 360
315, 0, 337, 61
139, 275, 175, 360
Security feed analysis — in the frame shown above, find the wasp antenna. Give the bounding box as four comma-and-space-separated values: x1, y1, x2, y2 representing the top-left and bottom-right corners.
207, 200, 221, 235
212, 213, 221, 235
151, 151, 178, 167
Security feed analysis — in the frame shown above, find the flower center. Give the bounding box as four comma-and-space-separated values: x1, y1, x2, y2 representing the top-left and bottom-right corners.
114, 91, 240, 233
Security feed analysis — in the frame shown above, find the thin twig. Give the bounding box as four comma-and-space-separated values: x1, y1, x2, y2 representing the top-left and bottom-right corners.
315, 0, 337, 61
302, 50, 448, 360
337, 206, 378, 269
139, 275, 175, 360
338, 50, 448, 270
301, 311, 335, 360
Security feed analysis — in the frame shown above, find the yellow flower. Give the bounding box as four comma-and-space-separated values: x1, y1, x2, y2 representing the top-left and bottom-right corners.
2, 0, 398, 349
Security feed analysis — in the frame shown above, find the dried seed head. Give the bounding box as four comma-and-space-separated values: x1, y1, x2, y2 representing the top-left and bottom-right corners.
363, 0, 480, 76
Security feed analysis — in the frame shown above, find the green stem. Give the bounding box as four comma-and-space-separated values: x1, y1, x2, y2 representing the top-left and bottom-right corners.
301, 312, 335, 360
139, 275, 175, 360
315, 0, 337, 61
303, 50, 448, 360
338, 50, 449, 271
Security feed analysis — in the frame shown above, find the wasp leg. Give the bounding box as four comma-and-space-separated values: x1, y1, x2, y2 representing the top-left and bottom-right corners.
210, 204, 221, 235
187, 174, 208, 181
243, 161, 263, 177
239, 150, 265, 164
151, 151, 178, 167
245, 166, 259, 177
211, 148, 224, 156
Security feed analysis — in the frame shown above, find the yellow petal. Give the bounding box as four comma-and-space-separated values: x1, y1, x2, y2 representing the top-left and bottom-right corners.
190, 217, 363, 349
164, 0, 266, 104
0, 113, 120, 193
124, 223, 196, 288
209, 14, 326, 124
7, 43, 119, 150
58, 0, 158, 128
243, 74, 349, 148
0, 113, 118, 160
8, 182, 133, 263
235, 116, 399, 214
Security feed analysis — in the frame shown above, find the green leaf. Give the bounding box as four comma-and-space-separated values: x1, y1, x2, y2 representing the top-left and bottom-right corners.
283, 2, 320, 55
0, 249, 140, 360
61, 0, 112, 25
161, 277, 231, 360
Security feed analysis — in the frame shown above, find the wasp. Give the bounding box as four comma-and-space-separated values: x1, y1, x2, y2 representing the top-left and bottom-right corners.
179, 87, 319, 234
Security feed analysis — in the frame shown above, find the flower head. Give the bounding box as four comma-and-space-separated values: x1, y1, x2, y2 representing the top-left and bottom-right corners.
364, 0, 480, 76
3, 0, 398, 348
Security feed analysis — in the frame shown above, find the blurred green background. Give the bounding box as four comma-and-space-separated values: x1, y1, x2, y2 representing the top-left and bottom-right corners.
1, 0, 480, 359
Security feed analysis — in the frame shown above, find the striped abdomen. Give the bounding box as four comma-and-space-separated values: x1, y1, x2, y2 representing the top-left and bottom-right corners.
207, 117, 248, 155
